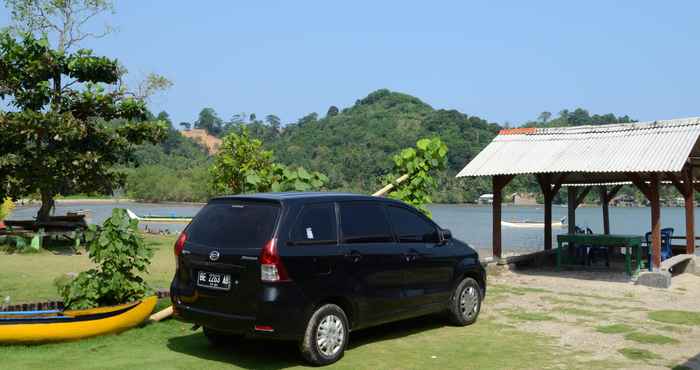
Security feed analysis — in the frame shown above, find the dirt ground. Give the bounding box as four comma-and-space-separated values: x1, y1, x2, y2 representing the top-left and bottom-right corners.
485, 265, 700, 369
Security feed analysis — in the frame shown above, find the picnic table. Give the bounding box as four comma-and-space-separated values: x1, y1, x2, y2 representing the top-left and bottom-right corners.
556, 233, 643, 276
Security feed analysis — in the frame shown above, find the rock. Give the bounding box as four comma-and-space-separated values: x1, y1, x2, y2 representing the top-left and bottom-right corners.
635, 270, 672, 288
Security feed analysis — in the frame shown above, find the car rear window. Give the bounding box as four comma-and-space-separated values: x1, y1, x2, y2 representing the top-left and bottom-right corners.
187, 201, 280, 249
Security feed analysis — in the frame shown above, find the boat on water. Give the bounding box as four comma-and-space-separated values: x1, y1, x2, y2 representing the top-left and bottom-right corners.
0, 296, 157, 343
126, 209, 192, 223
501, 217, 567, 229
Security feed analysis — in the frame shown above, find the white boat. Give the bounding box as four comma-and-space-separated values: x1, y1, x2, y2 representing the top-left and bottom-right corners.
501, 217, 567, 229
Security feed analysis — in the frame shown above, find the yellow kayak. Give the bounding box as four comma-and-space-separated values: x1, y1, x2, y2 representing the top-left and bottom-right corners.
0, 296, 157, 343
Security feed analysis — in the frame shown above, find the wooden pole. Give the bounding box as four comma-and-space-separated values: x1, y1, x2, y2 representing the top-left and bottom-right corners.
372, 174, 410, 197
683, 167, 695, 255
650, 174, 661, 270
492, 175, 514, 261
493, 176, 504, 260
599, 186, 610, 235
567, 187, 577, 235
537, 174, 554, 251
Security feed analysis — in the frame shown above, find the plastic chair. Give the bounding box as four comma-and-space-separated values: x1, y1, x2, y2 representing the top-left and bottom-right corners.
645, 228, 674, 271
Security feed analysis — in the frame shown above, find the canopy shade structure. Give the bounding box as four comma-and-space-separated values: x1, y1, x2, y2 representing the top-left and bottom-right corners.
457, 117, 700, 185
456, 117, 700, 270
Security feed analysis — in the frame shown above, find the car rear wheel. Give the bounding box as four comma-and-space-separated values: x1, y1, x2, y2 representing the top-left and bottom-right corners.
203, 327, 243, 346
300, 304, 349, 366
447, 277, 482, 326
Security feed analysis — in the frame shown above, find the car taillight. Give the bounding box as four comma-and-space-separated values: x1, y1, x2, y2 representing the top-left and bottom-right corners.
260, 238, 290, 282
174, 232, 187, 256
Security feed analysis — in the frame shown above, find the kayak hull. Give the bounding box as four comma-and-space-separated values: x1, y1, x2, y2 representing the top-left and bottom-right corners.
0, 296, 157, 343
501, 221, 566, 228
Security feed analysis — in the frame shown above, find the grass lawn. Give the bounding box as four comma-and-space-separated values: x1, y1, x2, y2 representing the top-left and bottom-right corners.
3, 233, 696, 369
0, 234, 176, 304
0, 313, 569, 370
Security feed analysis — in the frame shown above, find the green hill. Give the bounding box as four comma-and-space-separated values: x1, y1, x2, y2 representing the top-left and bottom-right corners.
256, 89, 501, 202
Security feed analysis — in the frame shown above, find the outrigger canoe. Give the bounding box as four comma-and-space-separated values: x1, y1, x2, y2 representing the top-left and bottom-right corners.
0, 296, 157, 343
126, 209, 192, 224
501, 217, 567, 229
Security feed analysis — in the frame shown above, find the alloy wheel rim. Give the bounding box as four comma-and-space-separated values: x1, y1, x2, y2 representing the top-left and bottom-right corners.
316, 314, 344, 357
460, 286, 478, 319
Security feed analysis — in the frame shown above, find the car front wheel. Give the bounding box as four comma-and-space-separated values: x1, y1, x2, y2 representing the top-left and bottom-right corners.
447, 277, 482, 326
300, 303, 349, 366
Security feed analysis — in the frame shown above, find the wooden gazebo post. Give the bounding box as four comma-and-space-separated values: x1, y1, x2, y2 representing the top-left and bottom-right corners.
492, 175, 513, 261
670, 166, 695, 255
683, 166, 695, 255
631, 174, 662, 270
537, 174, 565, 251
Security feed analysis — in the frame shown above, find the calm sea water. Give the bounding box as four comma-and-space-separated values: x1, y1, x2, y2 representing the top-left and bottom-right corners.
9, 202, 700, 257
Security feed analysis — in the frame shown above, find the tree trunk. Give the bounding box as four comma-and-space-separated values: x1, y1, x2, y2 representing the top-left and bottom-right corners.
37, 190, 55, 222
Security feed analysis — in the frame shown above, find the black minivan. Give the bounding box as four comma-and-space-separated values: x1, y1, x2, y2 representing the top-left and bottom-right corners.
171, 192, 485, 365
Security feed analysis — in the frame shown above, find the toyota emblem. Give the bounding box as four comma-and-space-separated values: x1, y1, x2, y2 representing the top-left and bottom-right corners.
209, 251, 220, 261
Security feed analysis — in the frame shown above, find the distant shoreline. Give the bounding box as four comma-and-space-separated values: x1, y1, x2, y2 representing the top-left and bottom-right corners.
12, 198, 687, 209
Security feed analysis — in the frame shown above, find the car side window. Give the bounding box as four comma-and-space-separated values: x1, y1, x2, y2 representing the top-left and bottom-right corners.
290, 203, 337, 244
339, 202, 394, 244
386, 206, 439, 243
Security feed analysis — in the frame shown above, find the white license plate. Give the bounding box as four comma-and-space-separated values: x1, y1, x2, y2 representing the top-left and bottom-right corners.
196, 271, 232, 291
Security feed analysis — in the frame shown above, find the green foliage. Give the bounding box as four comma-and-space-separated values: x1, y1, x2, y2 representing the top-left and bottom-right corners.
194, 107, 225, 136
0, 32, 166, 221
58, 209, 153, 309
387, 137, 448, 216
0, 198, 14, 220
210, 127, 328, 195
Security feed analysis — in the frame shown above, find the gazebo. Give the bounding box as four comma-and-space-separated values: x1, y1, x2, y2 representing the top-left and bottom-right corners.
456, 117, 700, 271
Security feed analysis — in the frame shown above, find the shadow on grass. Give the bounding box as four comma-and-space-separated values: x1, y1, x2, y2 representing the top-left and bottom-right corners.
167, 314, 446, 368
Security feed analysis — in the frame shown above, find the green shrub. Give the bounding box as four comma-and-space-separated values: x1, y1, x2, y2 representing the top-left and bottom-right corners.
58, 209, 153, 309
0, 198, 14, 220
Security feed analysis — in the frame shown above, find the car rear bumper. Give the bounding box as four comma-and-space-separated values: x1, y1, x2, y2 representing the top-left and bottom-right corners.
171, 283, 309, 340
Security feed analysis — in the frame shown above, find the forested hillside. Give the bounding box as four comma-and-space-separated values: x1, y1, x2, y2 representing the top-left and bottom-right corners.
125, 89, 650, 204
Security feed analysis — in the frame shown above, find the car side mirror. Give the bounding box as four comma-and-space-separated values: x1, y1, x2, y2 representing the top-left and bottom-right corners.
438, 229, 452, 244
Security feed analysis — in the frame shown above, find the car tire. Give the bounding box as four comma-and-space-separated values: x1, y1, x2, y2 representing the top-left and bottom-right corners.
299, 304, 349, 366
447, 277, 482, 326
203, 327, 243, 347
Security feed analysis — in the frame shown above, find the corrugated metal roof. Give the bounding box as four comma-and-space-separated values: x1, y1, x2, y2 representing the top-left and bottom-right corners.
456, 117, 700, 182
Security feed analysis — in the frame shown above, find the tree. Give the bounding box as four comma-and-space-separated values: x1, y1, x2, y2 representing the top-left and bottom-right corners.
265, 114, 281, 131
327, 105, 339, 117
0, 32, 166, 221
179, 121, 191, 130
210, 127, 327, 195
387, 137, 448, 217
194, 107, 224, 136
4, 0, 115, 52
538, 111, 552, 123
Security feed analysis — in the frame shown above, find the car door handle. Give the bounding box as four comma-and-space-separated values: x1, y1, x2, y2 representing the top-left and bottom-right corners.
344, 250, 362, 263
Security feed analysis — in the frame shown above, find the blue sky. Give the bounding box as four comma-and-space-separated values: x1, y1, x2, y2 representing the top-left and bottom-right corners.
2, 1, 699, 126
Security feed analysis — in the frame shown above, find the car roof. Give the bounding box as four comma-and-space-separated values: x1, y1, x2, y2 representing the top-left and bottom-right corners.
211, 192, 404, 205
